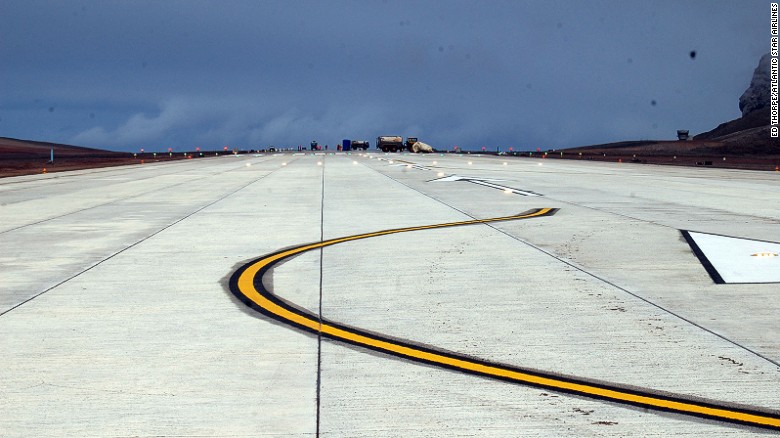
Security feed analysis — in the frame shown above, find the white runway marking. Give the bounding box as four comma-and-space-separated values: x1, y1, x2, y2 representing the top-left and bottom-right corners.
684, 231, 780, 284
429, 174, 540, 196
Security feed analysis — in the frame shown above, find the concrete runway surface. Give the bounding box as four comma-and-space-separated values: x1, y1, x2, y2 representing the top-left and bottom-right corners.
1, 152, 779, 436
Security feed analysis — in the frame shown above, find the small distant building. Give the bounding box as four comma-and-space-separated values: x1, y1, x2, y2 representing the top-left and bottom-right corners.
677, 130, 690, 141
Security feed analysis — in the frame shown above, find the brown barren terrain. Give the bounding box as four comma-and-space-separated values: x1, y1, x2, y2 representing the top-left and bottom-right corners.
544, 140, 780, 171
558, 108, 779, 171
0, 137, 194, 177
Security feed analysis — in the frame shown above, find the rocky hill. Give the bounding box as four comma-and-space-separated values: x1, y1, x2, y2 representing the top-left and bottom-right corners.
690, 53, 775, 155
562, 53, 777, 167
739, 53, 771, 117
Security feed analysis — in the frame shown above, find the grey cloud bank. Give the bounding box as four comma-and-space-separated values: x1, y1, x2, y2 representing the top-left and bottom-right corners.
0, 0, 769, 152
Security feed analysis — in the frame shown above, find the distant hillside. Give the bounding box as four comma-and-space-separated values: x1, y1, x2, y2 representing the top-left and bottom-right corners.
691, 107, 775, 156
565, 140, 661, 151
564, 53, 777, 161
565, 139, 724, 157
0, 137, 173, 178
564, 107, 775, 159
694, 107, 770, 140
690, 53, 775, 155
0, 137, 128, 159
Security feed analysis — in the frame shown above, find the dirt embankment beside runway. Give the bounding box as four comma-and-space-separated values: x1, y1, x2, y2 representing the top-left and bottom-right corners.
557, 108, 779, 171
0, 137, 191, 177
553, 139, 780, 171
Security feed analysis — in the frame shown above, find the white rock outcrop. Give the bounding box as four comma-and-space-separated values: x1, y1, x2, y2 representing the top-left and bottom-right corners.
739, 53, 770, 116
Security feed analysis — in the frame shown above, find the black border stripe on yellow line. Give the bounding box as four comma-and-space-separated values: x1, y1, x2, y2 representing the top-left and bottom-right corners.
228, 208, 780, 431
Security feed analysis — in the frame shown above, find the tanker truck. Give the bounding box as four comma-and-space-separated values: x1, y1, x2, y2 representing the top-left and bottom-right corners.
376, 136, 404, 152
376, 136, 433, 153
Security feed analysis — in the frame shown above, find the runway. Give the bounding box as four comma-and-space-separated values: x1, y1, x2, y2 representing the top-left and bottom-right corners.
1, 152, 779, 436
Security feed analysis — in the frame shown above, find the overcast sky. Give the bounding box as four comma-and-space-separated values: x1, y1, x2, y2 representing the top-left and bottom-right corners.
0, 0, 770, 152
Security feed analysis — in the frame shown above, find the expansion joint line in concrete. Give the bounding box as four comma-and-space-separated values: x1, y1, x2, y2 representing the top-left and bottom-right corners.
0, 160, 293, 318
0, 157, 277, 236
316, 159, 325, 437
229, 208, 780, 431
366, 161, 780, 369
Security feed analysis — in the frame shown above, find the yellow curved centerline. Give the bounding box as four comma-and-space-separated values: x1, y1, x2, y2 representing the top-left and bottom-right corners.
231, 208, 780, 430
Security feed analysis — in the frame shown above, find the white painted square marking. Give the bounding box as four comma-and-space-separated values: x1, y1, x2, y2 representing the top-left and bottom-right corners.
684, 231, 780, 284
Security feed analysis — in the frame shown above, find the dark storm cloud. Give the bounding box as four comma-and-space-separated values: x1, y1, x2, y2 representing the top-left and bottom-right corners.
0, 0, 769, 151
